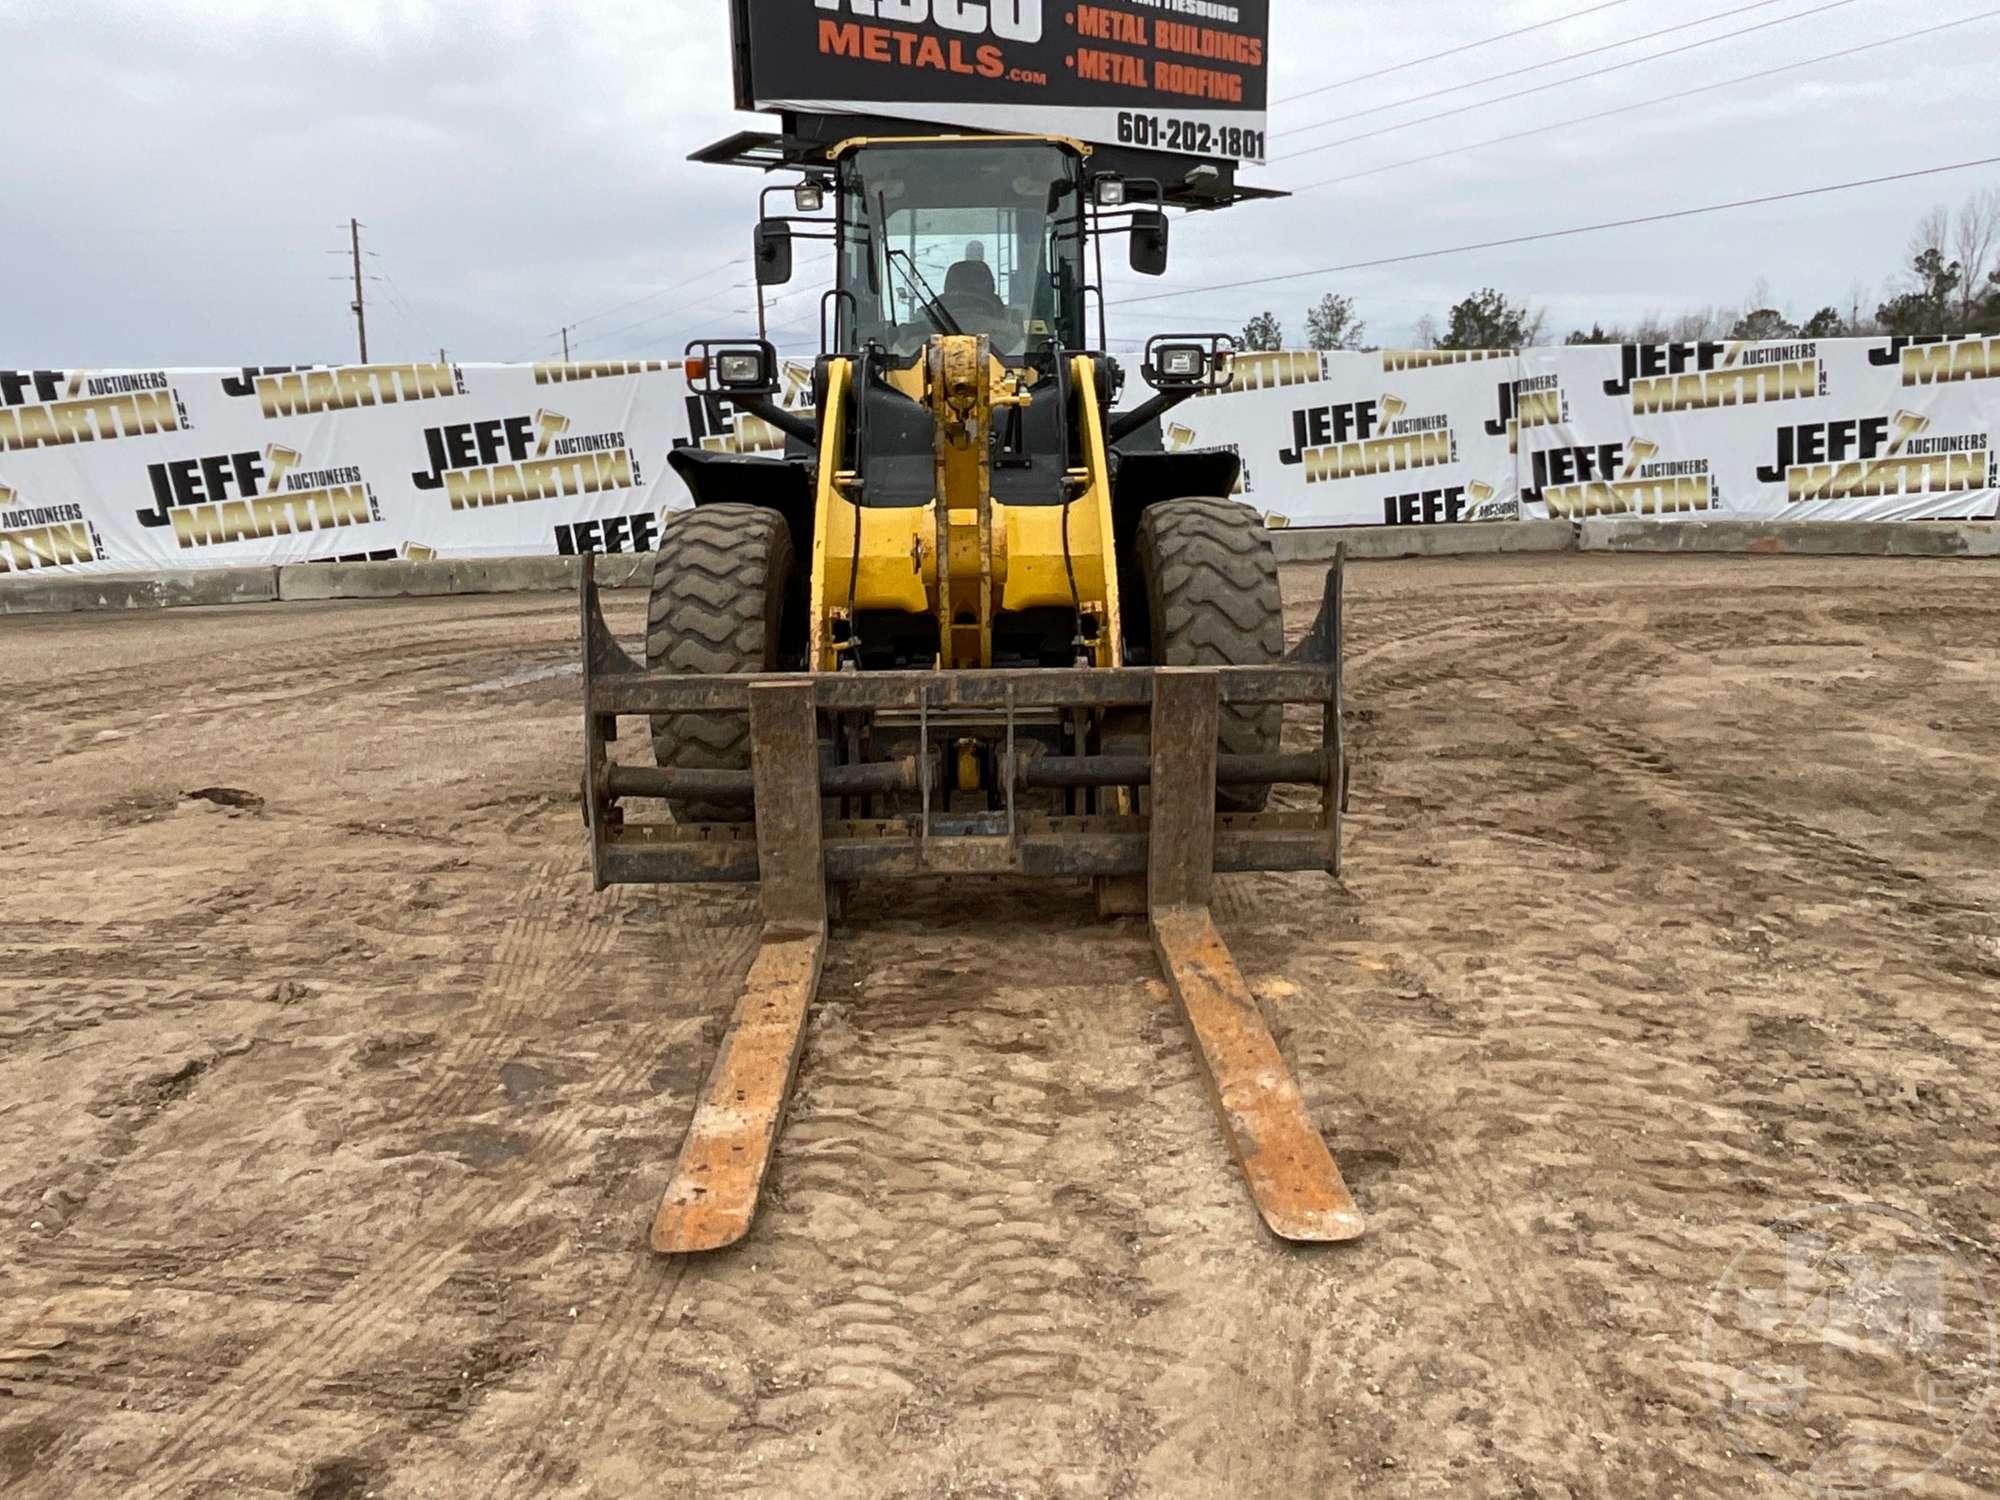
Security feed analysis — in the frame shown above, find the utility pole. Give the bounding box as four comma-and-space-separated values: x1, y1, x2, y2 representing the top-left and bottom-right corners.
561, 326, 571, 362
348, 218, 369, 364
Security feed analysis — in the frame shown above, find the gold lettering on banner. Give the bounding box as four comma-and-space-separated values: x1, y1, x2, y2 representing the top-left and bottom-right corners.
1631, 360, 1819, 413
1298, 430, 1454, 484
1900, 337, 1996, 385
1787, 452, 1985, 502
168, 485, 371, 548
0, 522, 95, 570
443, 450, 637, 511
0, 390, 180, 450
1541, 476, 1716, 518
254, 361, 457, 417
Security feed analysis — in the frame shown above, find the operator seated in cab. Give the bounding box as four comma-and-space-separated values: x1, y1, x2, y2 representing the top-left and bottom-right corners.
941, 240, 1012, 330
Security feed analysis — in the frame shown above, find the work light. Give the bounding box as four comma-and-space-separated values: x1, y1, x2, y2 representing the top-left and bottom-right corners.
717, 350, 767, 387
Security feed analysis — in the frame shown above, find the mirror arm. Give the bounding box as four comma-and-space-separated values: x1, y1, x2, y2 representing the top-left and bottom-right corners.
728, 394, 818, 448
1107, 386, 1195, 446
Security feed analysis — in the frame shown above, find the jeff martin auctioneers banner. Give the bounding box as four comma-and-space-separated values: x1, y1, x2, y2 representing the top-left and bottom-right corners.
0, 336, 1996, 576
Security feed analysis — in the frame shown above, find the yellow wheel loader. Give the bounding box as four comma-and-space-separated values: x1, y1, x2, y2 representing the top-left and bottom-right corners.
577, 122, 1361, 1253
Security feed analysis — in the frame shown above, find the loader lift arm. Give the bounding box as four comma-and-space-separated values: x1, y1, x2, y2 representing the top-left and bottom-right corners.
578, 552, 1363, 1251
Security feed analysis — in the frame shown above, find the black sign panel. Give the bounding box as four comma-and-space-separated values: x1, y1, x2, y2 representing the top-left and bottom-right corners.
731, 0, 1270, 164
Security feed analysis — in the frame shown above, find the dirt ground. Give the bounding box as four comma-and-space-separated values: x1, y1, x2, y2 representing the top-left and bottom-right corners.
2, 553, 1997, 1498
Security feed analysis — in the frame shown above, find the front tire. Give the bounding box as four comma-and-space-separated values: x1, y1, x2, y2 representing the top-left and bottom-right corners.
646, 505, 795, 824
1138, 498, 1285, 813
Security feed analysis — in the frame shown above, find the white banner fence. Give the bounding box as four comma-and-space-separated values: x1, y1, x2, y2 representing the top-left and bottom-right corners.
1, 335, 1994, 576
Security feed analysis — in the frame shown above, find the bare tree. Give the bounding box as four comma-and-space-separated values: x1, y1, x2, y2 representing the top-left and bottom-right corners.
1631, 311, 1672, 345
1844, 281, 1876, 336
1669, 306, 1725, 341
1911, 205, 1952, 264
1952, 189, 2000, 332
1729, 277, 1800, 341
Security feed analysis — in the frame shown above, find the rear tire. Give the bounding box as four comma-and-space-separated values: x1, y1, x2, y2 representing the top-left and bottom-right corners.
1138, 497, 1284, 814
646, 505, 795, 824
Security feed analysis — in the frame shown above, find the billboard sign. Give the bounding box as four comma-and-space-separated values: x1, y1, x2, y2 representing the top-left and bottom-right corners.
731, 1, 1271, 165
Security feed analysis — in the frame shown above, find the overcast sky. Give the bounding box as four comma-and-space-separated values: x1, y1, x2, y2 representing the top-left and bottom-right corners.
3, 0, 1994, 367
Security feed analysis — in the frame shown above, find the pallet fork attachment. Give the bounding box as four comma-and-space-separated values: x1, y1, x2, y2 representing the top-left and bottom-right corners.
579, 550, 1362, 1252
649, 683, 827, 1254
1148, 668, 1364, 1243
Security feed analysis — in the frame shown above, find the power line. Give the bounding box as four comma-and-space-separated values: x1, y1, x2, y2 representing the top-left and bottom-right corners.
1283, 0, 1811, 143
1275, 0, 1646, 106
370, 261, 440, 355
603, 250, 840, 355
1278, 0, 1860, 164
569, 264, 770, 353
1295, 8, 2000, 192
551, 255, 743, 340
1110, 155, 2000, 308
583, 276, 761, 353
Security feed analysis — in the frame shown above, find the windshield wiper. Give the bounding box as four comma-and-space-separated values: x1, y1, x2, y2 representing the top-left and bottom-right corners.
889, 250, 964, 338
875, 190, 963, 338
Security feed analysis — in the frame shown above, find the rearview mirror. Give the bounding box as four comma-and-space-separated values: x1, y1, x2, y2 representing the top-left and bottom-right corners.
754, 219, 793, 287
1130, 211, 1169, 277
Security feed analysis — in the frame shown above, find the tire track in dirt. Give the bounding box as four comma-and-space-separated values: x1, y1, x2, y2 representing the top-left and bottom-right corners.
1341, 601, 1546, 695
8, 851, 591, 1303
116, 840, 674, 1496
1305, 594, 1757, 1489
13, 807, 755, 1493
118, 999, 742, 1493
10, 621, 580, 767
475, 892, 769, 1498
300, 884, 757, 1498
8, 636, 487, 733
476, 906, 1166, 1497
1555, 713, 1991, 959
1260, 587, 1797, 1489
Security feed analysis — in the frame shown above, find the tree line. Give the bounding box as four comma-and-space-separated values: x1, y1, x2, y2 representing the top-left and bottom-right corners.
1236, 192, 2000, 352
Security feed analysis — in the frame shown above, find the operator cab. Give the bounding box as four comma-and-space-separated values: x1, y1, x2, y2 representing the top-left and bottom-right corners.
834, 138, 1089, 359
741, 129, 1178, 369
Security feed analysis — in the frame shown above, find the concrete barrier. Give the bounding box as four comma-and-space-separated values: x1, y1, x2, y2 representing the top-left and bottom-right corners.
9, 518, 1994, 616
0, 566, 279, 615
1577, 518, 2000, 558
275, 552, 653, 602
1271, 520, 1574, 563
